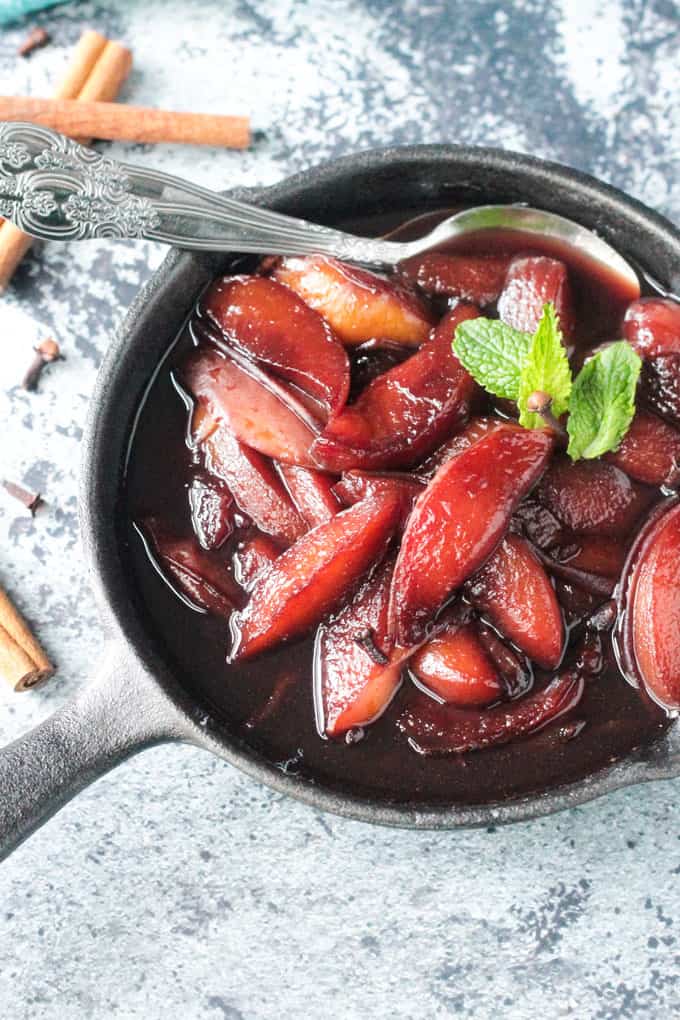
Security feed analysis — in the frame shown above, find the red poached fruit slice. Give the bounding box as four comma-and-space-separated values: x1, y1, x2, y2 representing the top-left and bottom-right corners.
200, 275, 350, 418
551, 535, 627, 580
640, 355, 680, 429
622, 298, 680, 358
277, 464, 342, 527
230, 492, 402, 661
617, 498, 680, 712
183, 347, 318, 467
201, 417, 306, 546
536, 456, 654, 537
314, 554, 404, 737
188, 475, 235, 550
604, 409, 680, 486
311, 304, 480, 471
399, 252, 512, 305
232, 533, 282, 590
142, 519, 242, 617
274, 255, 434, 347
397, 670, 584, 755
333, 470, 424, 527
498, 255, 575, 340
466, 534, 564, 670
410, 619, 503, 707
389, 423, 554, 645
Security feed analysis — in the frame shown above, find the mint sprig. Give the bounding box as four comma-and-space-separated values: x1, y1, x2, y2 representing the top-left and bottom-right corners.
566, 341, 641, 460
517, 304, 572, 429
453, 303, 641, 461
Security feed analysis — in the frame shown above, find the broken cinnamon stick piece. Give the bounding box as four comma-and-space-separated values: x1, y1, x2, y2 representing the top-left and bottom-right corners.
0, 586, 54, 691
0, 96, 251, 149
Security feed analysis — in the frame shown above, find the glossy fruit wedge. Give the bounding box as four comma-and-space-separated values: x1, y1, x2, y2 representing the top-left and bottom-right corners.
188, 475, 234, 550
314, 554, 404, 737
399, 252, 512, 304
622, 298, 680, 358
397, 670, 584, 755
142, 519, 242, 616
274, 255, 434, 347
617, 498, 680, 711
230, 492, 402, 661
498, 255, 575, 340
604, 409, 680, 486
200, 275, 350, 417
417, 417, 499, 478
311, 304, 480, 471
410, 620, 502, 707
333, 470, 424, 527
232, 533, 282, 590
183, 347, 318, 467
536, 456, 654, 537
551, 535, 626, 580
277, 464, 342, 527
640, 355, 680, 429
201, 419, 306, 546
467, 534, 564, 669
389, 423, 554, 645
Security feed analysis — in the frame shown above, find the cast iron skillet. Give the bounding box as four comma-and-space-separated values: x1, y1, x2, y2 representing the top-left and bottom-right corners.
1, 145, 679, 860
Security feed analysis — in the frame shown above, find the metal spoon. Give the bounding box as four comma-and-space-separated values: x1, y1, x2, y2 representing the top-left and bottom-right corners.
0, 121, 639, 292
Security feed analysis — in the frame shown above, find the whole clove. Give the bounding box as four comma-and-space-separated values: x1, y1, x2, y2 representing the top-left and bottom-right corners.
2, 480, 43, 516
526, 390, 568, 443
22, 338, 63, 392
18, 27, 51, 58
353, 628, 389, 665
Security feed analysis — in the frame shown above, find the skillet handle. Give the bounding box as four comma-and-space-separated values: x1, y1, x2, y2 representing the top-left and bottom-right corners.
0, 644, 184, 861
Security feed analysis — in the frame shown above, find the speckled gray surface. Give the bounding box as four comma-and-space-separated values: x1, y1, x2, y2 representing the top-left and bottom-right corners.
1, 1, 679, 1017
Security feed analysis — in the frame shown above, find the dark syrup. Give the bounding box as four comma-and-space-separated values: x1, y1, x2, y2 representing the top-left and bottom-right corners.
122, 209, 669, 806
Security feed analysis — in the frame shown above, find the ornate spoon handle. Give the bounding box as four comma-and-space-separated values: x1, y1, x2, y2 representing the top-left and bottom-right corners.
0, 122, 403, 266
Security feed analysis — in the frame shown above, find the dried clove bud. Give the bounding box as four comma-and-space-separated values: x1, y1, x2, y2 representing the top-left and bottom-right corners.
526, 390, 568, 441
22, 338, 63, 392
353, 628, 389, 665
18, 27, 51, 57
2, 480, 43, 516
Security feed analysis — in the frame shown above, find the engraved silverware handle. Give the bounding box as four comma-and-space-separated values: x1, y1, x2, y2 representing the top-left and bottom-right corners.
0, 122, 403, 266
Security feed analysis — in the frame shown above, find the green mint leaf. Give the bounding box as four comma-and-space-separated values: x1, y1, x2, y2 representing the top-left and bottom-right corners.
518, 304, 572, 429
566, 341, 642, 460
454, 317, 532, 401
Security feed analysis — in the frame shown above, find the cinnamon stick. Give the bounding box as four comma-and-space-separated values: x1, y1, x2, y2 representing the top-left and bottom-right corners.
0, 96, 251, 149
0, 586, 54, 691
0, 32, 131, 292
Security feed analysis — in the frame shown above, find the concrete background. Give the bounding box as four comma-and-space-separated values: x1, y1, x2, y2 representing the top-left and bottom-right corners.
0, 1, 679, 1017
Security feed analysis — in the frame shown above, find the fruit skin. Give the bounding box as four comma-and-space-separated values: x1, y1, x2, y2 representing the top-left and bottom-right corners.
201, 418, 306, 547
604, 409, 680, 486
399, 252, 511, 304
200, 274, 350, 418
622, 298, 680, 358
551, 535, 626, 580
182, 347, 318, 467
274, 255, 434, 347
498, 255, 575, 340
311, 304, 480, 471
536, 456, 654, 537
389, 423, 554, 646
314, 554, 404, 737
417, 417, 499, 478
398, 669, 584, 755
142, 519, 242, 617
410, 620, 502, 707
277, 464, 342, 527
617, 498, 680, 712
188, 475, 234, 550
467, 534, 564, 670
230, 492, 402, 661
640, 354, 680, 429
